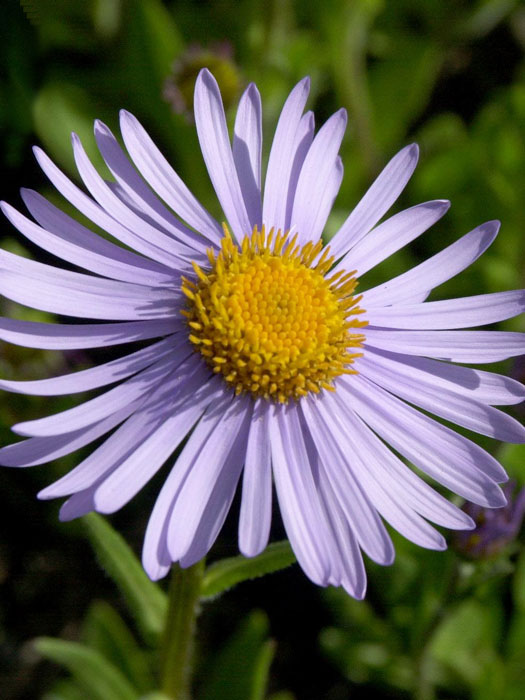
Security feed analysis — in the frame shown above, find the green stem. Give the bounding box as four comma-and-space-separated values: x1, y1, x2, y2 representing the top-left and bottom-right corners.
160, 560, 205, 700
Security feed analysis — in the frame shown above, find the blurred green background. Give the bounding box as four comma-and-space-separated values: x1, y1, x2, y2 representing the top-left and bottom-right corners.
1, 0, 525, 698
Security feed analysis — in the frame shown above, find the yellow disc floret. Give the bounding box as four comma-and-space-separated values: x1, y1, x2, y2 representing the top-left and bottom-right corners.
181, 225, 367, 402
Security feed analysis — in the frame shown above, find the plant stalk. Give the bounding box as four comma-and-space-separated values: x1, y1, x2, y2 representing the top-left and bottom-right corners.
160, 560, 205, 700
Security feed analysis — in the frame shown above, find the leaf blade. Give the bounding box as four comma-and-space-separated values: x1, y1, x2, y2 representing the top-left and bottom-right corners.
34, 637, 138, 700
82, 512, 167, 644
202, 541, 296, 600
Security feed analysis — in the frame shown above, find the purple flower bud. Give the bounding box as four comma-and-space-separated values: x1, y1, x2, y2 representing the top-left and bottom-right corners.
454, 481, 525, 558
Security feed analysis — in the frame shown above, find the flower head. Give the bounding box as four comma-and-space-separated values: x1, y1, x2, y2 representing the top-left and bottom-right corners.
182, 225, 366, 402
454, 481, 525, 558
1, 69, 525, 598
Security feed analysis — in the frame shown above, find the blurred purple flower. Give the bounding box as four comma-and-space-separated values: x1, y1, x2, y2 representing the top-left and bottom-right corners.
1, 69, 525, 598
454, 481, 525, 558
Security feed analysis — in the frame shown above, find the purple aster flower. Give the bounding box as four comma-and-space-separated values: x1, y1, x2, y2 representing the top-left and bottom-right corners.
1, 69, 525, 599
454, 481, 525, 558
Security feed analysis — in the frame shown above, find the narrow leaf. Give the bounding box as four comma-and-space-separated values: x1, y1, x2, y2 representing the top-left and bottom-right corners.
33, 82, 109, 177
82, 513, 167, 644
250, 639, 277, 700
512, 547, 525, 611
42, 678, 88, 700
34, 637, 138, 700
201, 541, 296, 600
198, 611, 271, 700
83, 601, 154, 692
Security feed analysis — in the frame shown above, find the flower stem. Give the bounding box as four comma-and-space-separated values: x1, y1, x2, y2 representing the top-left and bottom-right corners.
161, 560, 205, 700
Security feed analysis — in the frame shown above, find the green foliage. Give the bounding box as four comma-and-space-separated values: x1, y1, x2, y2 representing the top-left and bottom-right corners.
82, 601, 155, 693
202, 541, 296, 599
34, 637, 139, 700
498, 443, 525, 486
82, 513, 167, 645
430, 598, 503, 688
320, 527, 525, 699
33, 82, 109, 176
2, 1, 525, 699
30, 512, 295, 698
42, 679, 92, 700
198, 611, 275, 700
117, 0, 183, 135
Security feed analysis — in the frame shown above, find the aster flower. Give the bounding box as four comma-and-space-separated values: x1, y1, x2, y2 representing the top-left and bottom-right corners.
1, 69, 525, 600
454, 481, 525, 558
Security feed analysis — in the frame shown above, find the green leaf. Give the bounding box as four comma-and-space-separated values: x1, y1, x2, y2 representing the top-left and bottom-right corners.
92, 0, 122, 39
506, 611, 525, 665
125, 0, 182, 85
33, 82, 108, 177
83, 601, 154, 693
429, 599, 502, 687
30, 0, 101, 52
250, 639, 277, 700
369, 35, 445, 148
320, 586, 413, 691
498, 444, 525, 487
34, 637, 138, 700
504, 609, 525, 700
117, 0, 183, 136
473, 656, 507, 700
201, 541, 296, 600
512, 548, 525, 611
198, 611, 274, 700
459, 0, 518, 39
42, 678, 88, 700
82, 513, 167, 644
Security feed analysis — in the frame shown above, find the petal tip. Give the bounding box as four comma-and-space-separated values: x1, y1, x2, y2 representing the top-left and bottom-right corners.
11, 423, 30, 437
434, 536, 448, 551
461, 514, 477, 531
119, 108, 134, 124
245, 81, 258, 97
408, 142, 419, 158
346, 578, 367, 600
143, 559, 169, 582
197, 66, 213, 80
196, 67, 217, 91
487, 485, 508, 508
94, 119, 110, 136
37, 486, 55, 500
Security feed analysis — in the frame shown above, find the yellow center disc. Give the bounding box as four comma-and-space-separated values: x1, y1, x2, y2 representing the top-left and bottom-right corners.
182, 226, 367, 402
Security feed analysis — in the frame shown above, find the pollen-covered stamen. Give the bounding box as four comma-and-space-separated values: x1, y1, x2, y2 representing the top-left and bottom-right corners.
182, 225, 368, 402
